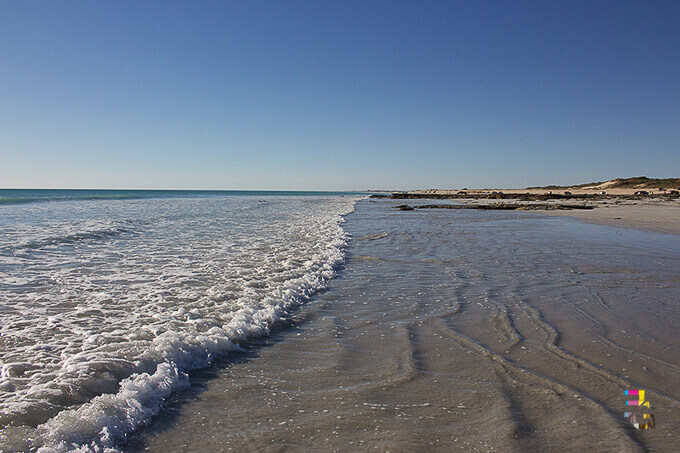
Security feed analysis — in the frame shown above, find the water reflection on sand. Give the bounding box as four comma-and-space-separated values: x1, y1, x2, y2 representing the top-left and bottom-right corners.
131, 199, 680, 452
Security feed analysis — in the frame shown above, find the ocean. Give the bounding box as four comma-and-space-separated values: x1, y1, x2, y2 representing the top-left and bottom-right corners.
0, 190, 360, 451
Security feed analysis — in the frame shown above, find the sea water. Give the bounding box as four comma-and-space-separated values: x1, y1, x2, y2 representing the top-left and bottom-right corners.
0, 191, 359, 451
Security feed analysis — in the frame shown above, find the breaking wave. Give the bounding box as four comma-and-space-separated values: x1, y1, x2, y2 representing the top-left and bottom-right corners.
0, 195, 358, 452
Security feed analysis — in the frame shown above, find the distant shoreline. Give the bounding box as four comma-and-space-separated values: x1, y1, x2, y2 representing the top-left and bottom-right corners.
542, 203, 680, 236
375, 187, 679, 199
373, 188, 680, 236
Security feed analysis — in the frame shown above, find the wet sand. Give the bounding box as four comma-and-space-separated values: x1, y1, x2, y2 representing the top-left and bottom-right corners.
543, 202, 680, 236
129, 199, 680, 452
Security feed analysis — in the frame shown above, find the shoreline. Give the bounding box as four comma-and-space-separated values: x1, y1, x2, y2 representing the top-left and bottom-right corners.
541, 202, 680, 236
129, 198, 680, 452
398, 186, 680, 198
377, 191, 680, 236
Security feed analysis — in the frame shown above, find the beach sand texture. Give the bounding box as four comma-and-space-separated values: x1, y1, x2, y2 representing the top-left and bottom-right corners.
544, 202, 680, 236
130, 199, 680, 452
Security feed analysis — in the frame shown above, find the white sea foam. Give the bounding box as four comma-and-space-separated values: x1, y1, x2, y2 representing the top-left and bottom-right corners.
0, 195, 358, 451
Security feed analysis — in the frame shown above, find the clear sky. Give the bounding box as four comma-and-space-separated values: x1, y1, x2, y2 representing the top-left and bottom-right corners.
1, 1, 679, 190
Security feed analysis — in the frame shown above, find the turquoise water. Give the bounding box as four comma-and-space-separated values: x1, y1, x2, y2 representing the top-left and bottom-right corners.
0, 189, 359, 206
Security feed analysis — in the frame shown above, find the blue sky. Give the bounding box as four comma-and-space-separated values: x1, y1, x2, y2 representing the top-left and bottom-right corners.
1, 1, 679, 190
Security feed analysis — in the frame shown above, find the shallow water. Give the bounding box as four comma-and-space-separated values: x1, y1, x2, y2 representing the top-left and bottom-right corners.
130, 198, 680, 452
0, 195, 357, 451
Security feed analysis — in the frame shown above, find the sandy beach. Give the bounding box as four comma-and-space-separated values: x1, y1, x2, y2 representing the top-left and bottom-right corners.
410, 185, 678, 198
381, 186, 680, 236
543, 202, 680, 236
